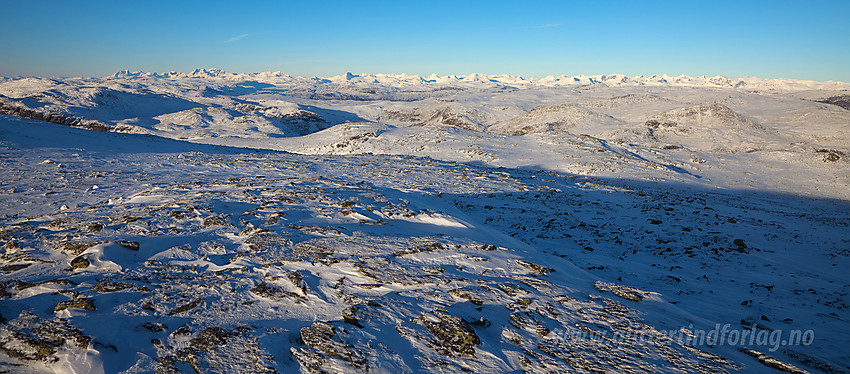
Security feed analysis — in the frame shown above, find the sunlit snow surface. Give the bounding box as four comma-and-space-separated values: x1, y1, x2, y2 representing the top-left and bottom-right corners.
0, 72, 848, 373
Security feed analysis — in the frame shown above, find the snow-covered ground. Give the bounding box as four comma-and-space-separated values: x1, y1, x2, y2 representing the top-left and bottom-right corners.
0, 71, 848, 373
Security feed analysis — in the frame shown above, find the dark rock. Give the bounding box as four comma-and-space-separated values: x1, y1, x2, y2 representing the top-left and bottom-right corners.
395, 241, 446, 256
290, 347, 326, 373
739, 348, 809, 374
190, 327, 234, 351
1, 263, 32, 272
250, 282, 307, 303
245, 232, 290, 252
449, 289, 484, 306
595, 281, 644, 302
292, 243, 335, 261
816, 95, 850, 110
645, 119, 678, 128
288, 224, 341, 235
731, 238, 748, 253
140, 322, 167, 332
60, 242, 98, 256
342, 306, 364, 328
170, 325, 192, 337
168, 298, 204, 315
470, 318, 491, 328
422, 311, 481, 357
0, 101, 111, 132
202, 216, 229, 228
422, 266, 445, 274
353, 283, 382, 289
54, 298, 96, 312
298, 321, 368, 371
0, 316, 91, 362
93, 280, 133, 293
70, 256, 90, 269
169, 211, 187, 220
154, 356, 182, 373
784, 350, 845, 374
516, 260, 555, 275
611, 288, 643, 302
286, 271, 308, 294
823, 151, 841, 162
116, 241, 140, 251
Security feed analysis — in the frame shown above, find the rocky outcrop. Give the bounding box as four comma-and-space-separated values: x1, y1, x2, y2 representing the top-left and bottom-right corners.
816, 95, 850, 110
420, 311, 481, 357
0, 98, 111, 131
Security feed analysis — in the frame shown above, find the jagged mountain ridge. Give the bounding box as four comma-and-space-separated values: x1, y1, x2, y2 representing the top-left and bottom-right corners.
102, 69, 850, 91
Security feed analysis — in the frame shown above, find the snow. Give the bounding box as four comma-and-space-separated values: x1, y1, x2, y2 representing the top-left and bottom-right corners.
0, 70, 848, 373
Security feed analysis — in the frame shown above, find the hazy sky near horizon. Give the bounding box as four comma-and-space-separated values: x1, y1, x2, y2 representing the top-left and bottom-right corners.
1, 0, 848, 81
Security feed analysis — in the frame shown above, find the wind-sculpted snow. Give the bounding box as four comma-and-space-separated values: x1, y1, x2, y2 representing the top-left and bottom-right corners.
0, 67, 849, 373
1, 115, 848, 373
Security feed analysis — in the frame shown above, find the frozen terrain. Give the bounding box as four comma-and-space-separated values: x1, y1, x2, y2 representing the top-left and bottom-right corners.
0, 71, 848, 373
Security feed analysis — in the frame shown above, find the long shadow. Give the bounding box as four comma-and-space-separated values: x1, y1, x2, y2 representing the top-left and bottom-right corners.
333, 153, 850, 367
0, 114, 269, 155
594, 137, 700, 178
299, 104, 368, 125
202, 81, 277, 97
3, 127, 848, 370
68, 88, 203, 128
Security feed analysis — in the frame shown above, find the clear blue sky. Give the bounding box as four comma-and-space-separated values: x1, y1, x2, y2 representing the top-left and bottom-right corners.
1, 0, 848, 81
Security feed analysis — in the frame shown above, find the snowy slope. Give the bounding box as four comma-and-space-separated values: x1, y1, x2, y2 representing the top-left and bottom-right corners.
0, 70, 849, 373
2, 70, 847, 201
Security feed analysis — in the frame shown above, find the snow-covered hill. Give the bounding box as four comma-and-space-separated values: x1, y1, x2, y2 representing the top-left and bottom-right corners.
2, 69, 848, 201
0, 70, 848, 373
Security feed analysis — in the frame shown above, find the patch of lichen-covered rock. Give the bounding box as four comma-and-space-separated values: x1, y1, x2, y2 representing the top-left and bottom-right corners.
0, 312, 91, 363
294, 321, 369, 372
92, 280, 134, 293
54, 298, 96, 312
594, 281, 645, 302
419, 310, 481, 357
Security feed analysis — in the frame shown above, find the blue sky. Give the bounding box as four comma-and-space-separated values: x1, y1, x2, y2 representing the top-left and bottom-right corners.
1, 0, 848, 81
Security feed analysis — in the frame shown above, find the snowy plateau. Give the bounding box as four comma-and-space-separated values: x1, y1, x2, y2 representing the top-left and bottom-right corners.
0, 70, 848, 373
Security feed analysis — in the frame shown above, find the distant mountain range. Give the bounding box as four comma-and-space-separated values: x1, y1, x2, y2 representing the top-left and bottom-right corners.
103, 69, 849, 91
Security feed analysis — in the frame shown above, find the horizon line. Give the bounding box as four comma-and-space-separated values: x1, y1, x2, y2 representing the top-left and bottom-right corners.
79, 69, 850, 84
4, 69, 848, 85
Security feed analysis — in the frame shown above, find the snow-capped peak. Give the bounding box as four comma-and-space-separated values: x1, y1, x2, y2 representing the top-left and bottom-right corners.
96, 69, 849, 91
